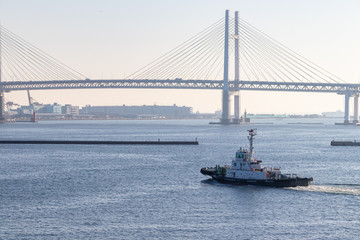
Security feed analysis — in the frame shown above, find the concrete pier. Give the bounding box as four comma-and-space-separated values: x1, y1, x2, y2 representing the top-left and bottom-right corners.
0, 91, 5, 123
354, 94, 359, 124
331, 140, 360, 146
336, 91, 360, 125
0, 140, 199, 145
234, 95, 240, 122
221, 91, 230, 124
344, 89, 350, 124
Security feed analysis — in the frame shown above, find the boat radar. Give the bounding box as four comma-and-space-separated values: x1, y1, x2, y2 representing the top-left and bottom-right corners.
201, 129, 313, 187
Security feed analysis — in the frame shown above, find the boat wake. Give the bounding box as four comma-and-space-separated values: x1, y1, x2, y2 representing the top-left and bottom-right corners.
293, 184, 360, 196
329, 183, 360, 187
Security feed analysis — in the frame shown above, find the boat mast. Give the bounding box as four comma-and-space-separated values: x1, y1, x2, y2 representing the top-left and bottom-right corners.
247, 129, 257, 160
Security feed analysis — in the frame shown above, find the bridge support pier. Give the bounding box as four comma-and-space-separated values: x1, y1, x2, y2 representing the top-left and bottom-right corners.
344, 89, 350, 124
354, 94, 359, 124
0, 91, 5, 123
221, 90, 230, 124
233, 94, 240, 123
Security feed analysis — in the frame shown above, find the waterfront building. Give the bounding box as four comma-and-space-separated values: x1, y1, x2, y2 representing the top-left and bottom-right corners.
62, 104, 79, 115
80, 104, 193, 119
38, 103, 62, 114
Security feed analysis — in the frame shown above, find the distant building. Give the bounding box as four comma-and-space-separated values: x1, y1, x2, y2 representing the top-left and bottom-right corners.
81, 104, 193, 118
62, 104, 79, 115
17, 106, 33, 115
38, 103, 62, 114
322, 110, 344, 118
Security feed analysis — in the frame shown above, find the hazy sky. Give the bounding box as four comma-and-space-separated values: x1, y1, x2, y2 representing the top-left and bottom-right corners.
1, 0, 360, 114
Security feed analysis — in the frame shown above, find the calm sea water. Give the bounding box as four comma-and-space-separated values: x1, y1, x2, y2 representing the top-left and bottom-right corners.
0, 119, 359, 239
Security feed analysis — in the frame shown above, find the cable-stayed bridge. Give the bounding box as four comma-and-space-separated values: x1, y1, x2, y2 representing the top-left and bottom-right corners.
0, 10, 359, 124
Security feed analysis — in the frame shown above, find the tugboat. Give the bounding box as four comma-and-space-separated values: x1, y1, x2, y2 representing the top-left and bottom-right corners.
201, 129, 313, 187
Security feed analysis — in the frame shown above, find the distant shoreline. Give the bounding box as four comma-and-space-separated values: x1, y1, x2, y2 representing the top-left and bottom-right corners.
6, 116, 343, 123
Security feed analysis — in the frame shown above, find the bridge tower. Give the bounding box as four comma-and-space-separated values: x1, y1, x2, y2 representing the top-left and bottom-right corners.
0, 27, 4, 123
233, 11, 241, 124
221, 10, 230, 124
222, 10, 241, 124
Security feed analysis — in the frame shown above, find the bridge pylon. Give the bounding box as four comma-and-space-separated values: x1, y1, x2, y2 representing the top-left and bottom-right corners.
221, 10, 230, 124
221, 10, 242, 124
0, 34, 4, 123
233, 11, 241, 124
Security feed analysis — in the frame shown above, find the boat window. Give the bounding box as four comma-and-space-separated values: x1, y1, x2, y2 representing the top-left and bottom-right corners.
234, 163, 237, 166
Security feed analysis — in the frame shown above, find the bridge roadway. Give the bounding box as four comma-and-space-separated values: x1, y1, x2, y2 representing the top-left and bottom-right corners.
1, 79, 360, 93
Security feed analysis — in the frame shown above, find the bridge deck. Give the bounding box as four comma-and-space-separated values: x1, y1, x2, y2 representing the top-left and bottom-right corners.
1, 79, 360, 93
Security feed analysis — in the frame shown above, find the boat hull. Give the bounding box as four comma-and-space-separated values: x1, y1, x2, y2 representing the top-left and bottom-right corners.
201, 168, 312, 187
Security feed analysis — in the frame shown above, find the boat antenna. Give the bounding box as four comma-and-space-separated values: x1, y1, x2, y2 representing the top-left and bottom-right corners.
247, 129, 257, 160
